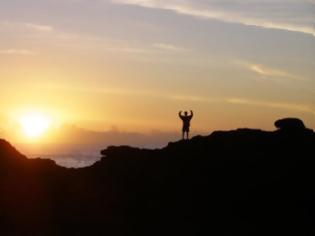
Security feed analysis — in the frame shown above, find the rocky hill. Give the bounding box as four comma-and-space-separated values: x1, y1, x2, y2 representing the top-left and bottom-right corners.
0, 118, 314, 235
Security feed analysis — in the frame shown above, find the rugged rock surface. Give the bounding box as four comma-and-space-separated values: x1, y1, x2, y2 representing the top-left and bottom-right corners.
0, 119, 315, 235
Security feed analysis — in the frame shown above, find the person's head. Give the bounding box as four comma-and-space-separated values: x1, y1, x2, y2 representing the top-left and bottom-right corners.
184, 111, 188, 116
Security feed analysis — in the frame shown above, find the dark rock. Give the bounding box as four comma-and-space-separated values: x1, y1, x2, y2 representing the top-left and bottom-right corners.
0, 119, 315, 235
274, 118, 306, 131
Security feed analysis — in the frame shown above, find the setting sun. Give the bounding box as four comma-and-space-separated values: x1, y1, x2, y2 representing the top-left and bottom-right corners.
18, 112, 52, 139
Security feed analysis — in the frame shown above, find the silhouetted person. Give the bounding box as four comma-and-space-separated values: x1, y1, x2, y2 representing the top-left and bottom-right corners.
179, 110, 193, 140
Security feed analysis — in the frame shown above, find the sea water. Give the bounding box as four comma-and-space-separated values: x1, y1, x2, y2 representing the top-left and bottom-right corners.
28, 153, 101, 168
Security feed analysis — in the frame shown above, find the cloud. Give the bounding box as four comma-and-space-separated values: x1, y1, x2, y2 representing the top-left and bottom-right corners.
39, 83, 315, 116
153, 43, 189, 52
0, 20, 112, 52
0, 21, 54, 33
104, 46, 152, 54
250, 64, 285, 77
227, 98, 315, 115
173, 94, 315, 116
24, 23, 54, 32
48, 84, 222, 104
234, 60, 307, 81
103, 42, 189, 54
248, 63, 305, 81
111, 0, 315, 37
0, 49, 37, 55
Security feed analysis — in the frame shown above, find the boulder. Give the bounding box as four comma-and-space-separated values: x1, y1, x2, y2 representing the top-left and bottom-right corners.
274, 118, 306, 131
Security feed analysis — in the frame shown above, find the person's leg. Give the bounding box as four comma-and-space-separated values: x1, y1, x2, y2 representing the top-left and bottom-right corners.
186, 131, 189, 140
182, 130, 185, 140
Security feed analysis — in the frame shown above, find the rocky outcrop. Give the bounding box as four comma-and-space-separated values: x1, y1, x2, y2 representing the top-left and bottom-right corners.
0, 119, 315, 235
275, 118, 306, 131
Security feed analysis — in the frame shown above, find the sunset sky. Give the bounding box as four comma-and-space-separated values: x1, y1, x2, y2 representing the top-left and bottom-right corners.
0, 0, 314, 146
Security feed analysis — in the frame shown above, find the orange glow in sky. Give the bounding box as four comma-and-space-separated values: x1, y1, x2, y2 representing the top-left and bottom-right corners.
0, 0, 314, 146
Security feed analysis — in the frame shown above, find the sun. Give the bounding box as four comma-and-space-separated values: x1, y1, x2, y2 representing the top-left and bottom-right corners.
18, 112, 52, 139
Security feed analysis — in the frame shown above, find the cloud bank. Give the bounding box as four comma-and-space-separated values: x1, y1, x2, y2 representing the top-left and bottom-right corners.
111, 0, 315, 37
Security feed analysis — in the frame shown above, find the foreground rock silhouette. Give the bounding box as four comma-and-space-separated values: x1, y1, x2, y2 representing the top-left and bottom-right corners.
275, 117, 307, 131
0, 118, 315, 235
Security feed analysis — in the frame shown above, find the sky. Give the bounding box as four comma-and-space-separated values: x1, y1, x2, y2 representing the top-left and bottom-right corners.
0, 0, 314, 148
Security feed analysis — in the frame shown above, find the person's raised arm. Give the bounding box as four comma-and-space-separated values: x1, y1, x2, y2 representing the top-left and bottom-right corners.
178, 111, 183, 118
190, 110, 194, 118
